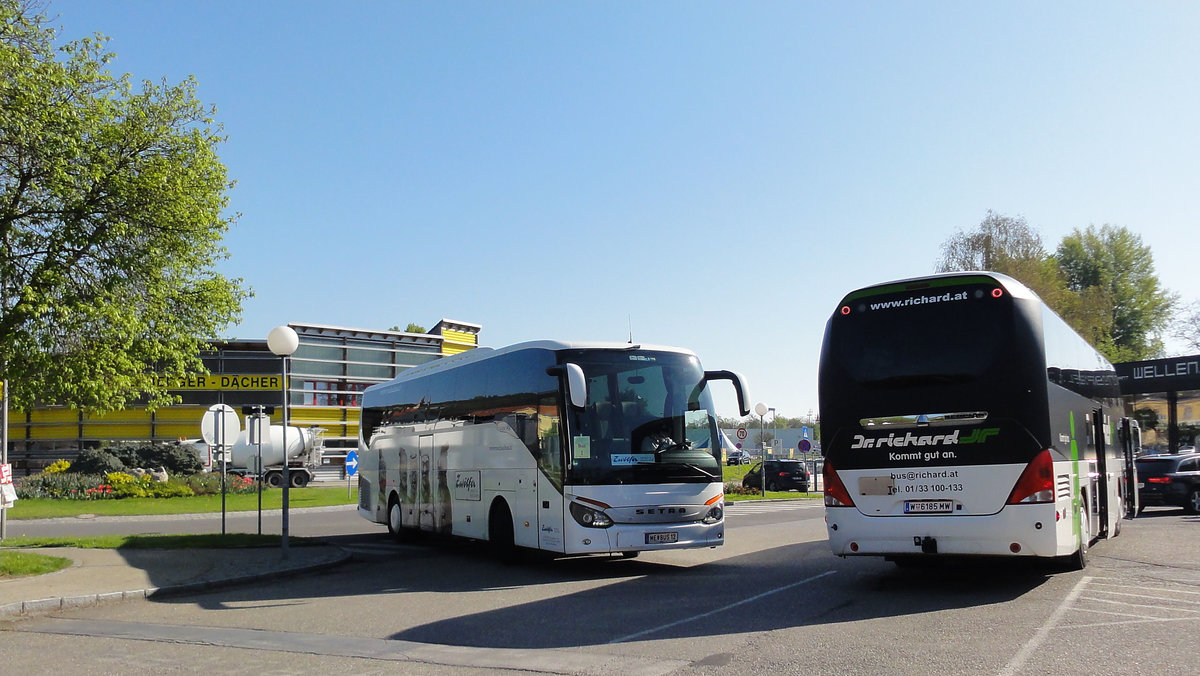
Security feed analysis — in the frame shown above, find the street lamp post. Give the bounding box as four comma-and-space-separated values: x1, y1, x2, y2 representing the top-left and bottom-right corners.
267, 325, 299, 559
755, 402, 769, 496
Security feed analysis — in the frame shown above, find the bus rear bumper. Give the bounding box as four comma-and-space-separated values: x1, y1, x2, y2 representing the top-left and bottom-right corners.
825, 505, 1065, 558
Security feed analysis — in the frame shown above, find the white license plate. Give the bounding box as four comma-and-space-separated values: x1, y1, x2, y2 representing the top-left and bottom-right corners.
645, 531, 678, 544
904, 500, 953, 514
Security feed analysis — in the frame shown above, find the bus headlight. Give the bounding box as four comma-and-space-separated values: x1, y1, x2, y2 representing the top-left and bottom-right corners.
703, 504, 723, 524
570, 501, 613, 528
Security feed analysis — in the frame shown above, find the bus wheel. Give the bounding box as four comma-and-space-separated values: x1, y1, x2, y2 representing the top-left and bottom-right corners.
621, 551, 639, 559
1186, 489, 1200, 515
488, 500, 517, 563
387, 496, 405, 542
1065, 508, 1090, 571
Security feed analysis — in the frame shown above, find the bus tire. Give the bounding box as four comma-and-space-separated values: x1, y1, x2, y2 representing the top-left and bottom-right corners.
1065, 505, 1090, 571
1186, 488, 1200, 515
387, 495, 411, 542
488, 500, 517, 563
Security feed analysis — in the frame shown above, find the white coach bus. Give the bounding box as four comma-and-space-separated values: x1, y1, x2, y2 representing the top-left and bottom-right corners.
819, 272, 1134, 570
356, 340, 750, 559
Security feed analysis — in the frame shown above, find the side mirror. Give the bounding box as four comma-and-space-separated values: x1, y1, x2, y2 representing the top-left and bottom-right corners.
701, 370, 752, 417
547, 363, 588, 409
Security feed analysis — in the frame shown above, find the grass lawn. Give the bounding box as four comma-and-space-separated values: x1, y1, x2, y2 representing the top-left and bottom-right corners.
6, 486, 357, 520
1, 533, 311, 550
722, 462, 819, 502
4, 466, 813, 521
0, 550, 72, 578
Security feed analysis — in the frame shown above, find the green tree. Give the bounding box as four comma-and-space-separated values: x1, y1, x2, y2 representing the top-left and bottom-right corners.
1056, 225, 1176, 361
937, 214, 1176, 363
0, 1, 246, 412
936, 211, 1071, 308
1171, 301, 1200, 353
387, 323, 427, 333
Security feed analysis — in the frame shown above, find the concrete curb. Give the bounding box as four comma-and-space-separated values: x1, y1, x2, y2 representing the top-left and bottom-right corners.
0, 546, 352, 619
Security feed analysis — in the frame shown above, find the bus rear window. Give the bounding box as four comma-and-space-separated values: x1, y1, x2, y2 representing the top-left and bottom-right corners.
828, 283, 1013, 387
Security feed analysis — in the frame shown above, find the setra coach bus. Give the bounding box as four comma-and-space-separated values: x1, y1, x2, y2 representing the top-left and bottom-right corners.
356, 340, 750, 559
819, 272, 1136, 569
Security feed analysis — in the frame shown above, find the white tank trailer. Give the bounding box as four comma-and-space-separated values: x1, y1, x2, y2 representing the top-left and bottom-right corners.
188, 419, 324, 488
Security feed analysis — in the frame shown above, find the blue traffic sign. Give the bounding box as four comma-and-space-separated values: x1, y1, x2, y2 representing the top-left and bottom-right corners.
798, 439, 812, 453
801, 426, 810, 440
345, 450, 359, 477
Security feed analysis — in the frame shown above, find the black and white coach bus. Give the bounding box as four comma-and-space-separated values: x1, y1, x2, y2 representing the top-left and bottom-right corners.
357, 340, 749, 559
819, 272, 1135, 569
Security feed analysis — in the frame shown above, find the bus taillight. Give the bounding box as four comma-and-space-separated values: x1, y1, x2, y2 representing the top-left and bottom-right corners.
824, 459, 855, 507
1006, 449, 1055, 504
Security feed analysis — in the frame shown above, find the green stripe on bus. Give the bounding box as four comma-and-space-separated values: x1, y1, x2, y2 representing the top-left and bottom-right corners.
1070, 411, 1081, 544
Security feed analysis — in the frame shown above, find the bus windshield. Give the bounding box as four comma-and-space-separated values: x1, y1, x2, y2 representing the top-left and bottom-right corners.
561, 349, 722, 485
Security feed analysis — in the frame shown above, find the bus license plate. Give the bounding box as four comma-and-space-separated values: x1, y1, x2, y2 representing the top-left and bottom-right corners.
904, 500, 953, 514
646, 532, 678, 544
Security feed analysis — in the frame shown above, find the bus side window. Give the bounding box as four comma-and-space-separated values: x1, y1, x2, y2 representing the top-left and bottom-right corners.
537, 395, 563, 490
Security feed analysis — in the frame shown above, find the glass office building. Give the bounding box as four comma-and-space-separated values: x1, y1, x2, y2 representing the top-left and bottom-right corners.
1116, 355, 1200, 453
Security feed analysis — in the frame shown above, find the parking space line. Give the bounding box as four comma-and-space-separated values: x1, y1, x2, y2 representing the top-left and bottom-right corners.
1068, 615, 1200, 629
1079, 596, 1200, 614
607, 570, 836, 645
1073, 606, 1184, 621
999, 575, 1091, 676
1087, 582, 1200, 597
1087, 589, 1200, 604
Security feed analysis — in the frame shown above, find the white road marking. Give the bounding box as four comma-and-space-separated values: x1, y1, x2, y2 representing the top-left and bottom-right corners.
608, 570, 836, 644
999, 575, 1091, 676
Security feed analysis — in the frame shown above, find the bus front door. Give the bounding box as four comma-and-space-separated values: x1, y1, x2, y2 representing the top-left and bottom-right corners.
536, 399, 566, 553
537, 476, 565, 553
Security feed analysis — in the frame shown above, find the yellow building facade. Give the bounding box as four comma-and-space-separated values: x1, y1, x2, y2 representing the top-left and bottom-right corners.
4, 319, 481, 475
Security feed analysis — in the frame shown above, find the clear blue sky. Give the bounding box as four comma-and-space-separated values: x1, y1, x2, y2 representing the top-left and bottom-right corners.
48, 1, 1200, 420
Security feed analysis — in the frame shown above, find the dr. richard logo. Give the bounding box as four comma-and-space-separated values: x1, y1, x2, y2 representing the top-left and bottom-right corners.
850, 428, 998, 449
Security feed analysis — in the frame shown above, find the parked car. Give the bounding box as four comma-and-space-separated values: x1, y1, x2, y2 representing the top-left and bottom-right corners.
742, 459, 809, 492
1135, 453, 1200, 514
727, 449, 752, 466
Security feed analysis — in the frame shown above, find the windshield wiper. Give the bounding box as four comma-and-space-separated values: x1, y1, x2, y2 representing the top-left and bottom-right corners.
646, 461, 716, 480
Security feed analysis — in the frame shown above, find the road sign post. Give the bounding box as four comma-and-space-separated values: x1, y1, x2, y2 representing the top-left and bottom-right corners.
345, 449, 358, 500
201, 404, 240, 536
243, 405, 274, 536
798, 439, 813, 494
